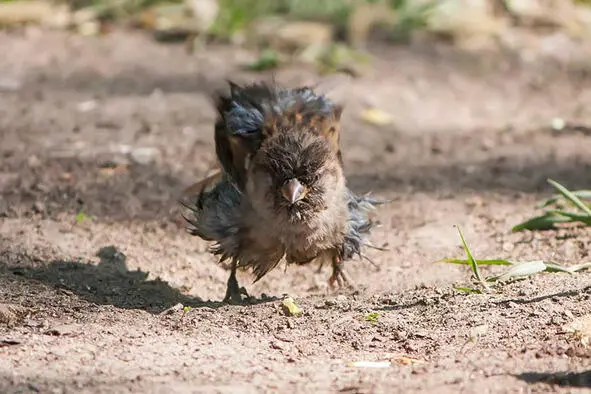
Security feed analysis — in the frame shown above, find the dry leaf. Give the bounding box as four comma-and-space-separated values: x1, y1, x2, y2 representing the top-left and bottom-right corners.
59, 172, 73, 181
99, 164, 129, 177
564, 314, 591, 347
361, 107, 393, 126
281, 297, 302, 316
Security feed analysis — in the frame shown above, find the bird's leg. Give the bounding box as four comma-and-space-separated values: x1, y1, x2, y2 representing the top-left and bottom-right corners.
223, 260, 249, 304
328, 255, 355, 291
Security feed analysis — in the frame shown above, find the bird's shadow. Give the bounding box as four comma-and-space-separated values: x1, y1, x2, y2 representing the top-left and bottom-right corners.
2, 246, 278, 314
515, 370, 591, 388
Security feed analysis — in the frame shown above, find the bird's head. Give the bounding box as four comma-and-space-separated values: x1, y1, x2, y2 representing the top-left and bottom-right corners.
245, 131, 345, 223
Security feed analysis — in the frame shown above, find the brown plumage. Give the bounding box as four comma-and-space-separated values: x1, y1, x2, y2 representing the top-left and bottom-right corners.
182, 81, 382, 303
213, 82, 343, 190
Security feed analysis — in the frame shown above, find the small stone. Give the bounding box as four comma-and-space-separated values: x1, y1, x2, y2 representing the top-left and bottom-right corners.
502, 242, 515, 252
130, 147, 161, 165
324, 299, 337, 307
115, 144, 133, 155
552, 117, 566, 131
73, 7, 97, 25
480, 138, 495, 151
335, 295, 348, 303
24, 319, 43, 328
565, 346, 577, 357
76, 100, 97, 112
27, 155, 41, 168
44, 324, 78, 336
186, 0, 219, 32
270, 341, 283, 350
160, 303, 184, 315
393, 330, 408, 341
465, 195, 484, 208
32, 201, 45, 213
0, 78, 22, 92
77, 20, 100, 36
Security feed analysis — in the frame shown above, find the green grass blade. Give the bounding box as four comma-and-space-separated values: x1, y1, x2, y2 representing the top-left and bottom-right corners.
455, 227, 488, 289
440, 258, 513, 266
512, 212, 573, 232
547, 179, 591, 216
549, 210, 591, 225
538, 190, 591, 208
75, 211, 90, 224
490, 260, 547, 282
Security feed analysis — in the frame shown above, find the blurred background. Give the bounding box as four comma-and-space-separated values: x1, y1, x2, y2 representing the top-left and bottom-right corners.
4, 0, 591, 68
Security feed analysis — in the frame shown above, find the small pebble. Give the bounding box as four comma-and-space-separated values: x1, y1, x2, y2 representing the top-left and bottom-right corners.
27, 155, 41, 168
32, 201, 45, 213
0, 78, 22, 92
130, 147, 161, 165
336, 295, 348, 303
76, 100, 97, 112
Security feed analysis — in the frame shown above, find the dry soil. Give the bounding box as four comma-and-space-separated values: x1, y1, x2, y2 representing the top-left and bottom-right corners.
0, 29, 590, 393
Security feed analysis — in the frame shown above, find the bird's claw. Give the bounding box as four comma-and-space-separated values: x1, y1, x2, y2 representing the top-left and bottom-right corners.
328, 264, 356, 292
223, 285, 249, 305
223, 270, 250, 305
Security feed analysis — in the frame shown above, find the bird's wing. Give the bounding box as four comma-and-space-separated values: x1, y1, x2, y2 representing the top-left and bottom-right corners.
181, 169, 223, 201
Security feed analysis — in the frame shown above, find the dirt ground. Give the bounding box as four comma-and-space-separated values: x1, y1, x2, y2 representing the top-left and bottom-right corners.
0, 28, 590, 393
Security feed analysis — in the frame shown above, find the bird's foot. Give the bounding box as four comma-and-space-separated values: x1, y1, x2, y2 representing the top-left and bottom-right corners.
223, 271, 250, 305
328, 264, 356, 292
223, 285, 249, 305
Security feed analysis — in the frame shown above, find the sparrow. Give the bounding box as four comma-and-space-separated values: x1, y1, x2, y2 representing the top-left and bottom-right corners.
213, 81, 343, 190
181, 81, 383, 303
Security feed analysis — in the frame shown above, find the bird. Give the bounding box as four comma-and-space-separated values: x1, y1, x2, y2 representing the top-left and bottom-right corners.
213, 81, 344, 190
181, 81, 383, 304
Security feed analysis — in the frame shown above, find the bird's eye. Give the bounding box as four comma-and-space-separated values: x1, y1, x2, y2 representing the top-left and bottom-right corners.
300, 175, 318, 186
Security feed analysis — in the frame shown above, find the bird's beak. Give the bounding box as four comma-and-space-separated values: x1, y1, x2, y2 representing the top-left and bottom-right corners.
281, 178, 306, 204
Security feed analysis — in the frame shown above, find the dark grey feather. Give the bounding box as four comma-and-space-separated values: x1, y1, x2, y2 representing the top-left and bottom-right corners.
182, 176, 243, 261
221, 82, 337, 138
342, 190, 385, 260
